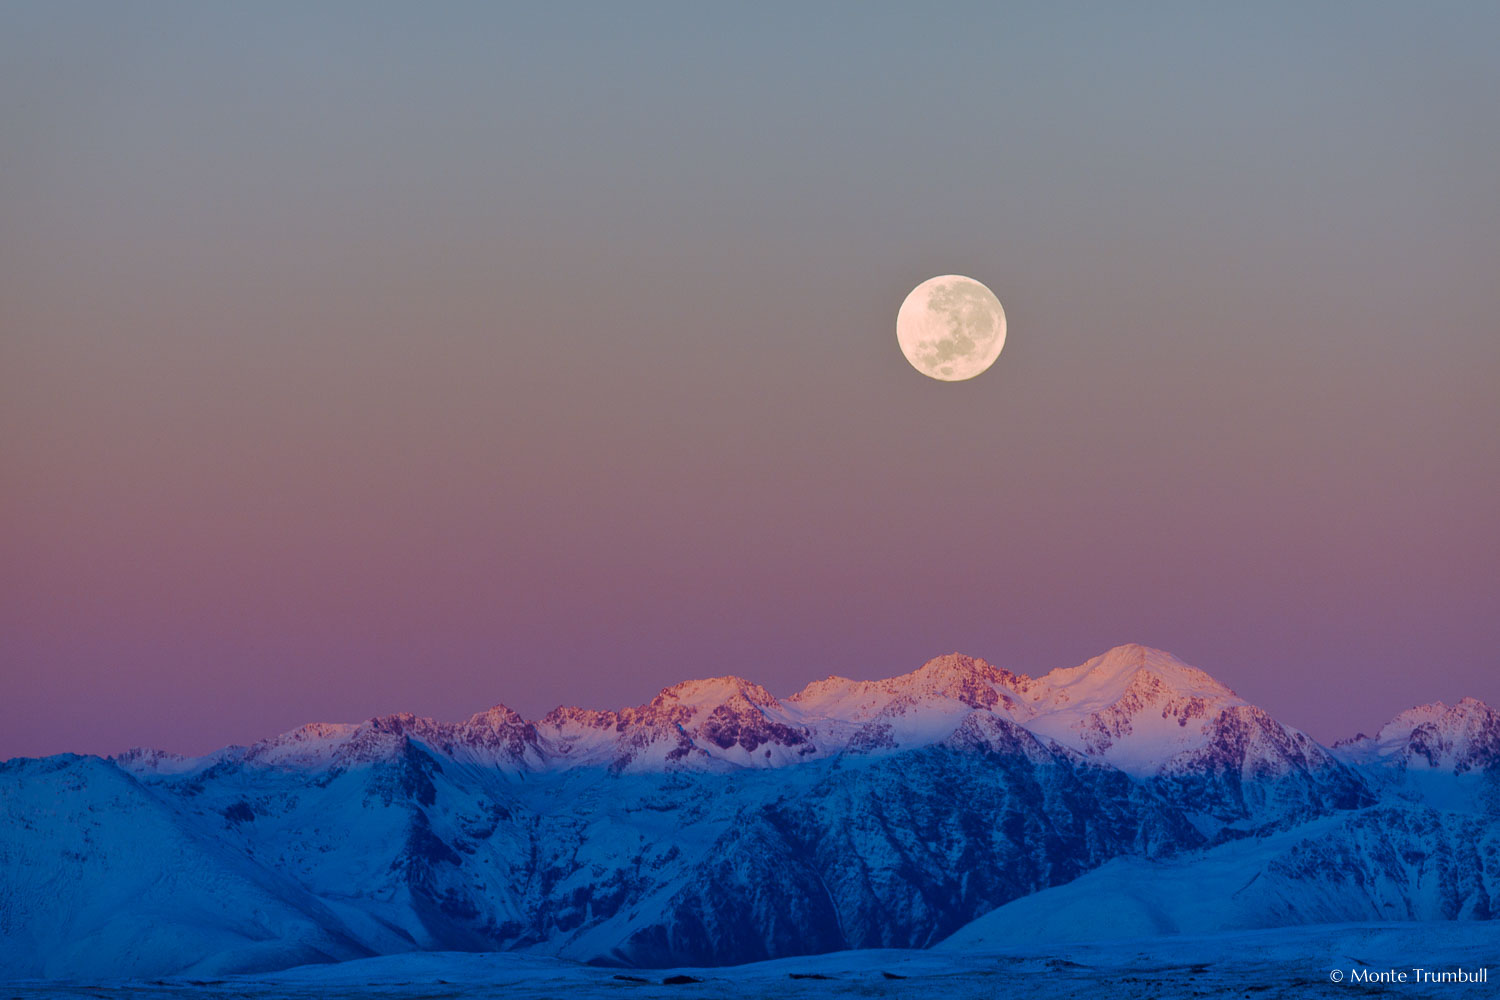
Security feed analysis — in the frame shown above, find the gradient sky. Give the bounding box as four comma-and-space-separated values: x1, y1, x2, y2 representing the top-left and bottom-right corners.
3, 2, 1497, 758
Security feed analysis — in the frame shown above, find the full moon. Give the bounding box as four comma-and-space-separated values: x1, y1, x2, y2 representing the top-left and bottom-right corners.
896, 275, 1006, 381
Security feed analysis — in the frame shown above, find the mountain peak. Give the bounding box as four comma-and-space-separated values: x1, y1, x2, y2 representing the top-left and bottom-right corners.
1034, 644, 1238, 708
879, 652, 1023, 714
1019, 646, 1250, 774
464, 703, 528, 728
132, 644, 1469, 781
1361, 697, 1500, 773
653, 676, 781, 712
913, 652, 1013, 683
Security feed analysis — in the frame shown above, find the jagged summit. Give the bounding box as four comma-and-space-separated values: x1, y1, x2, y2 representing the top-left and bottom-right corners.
1337, 696, 1500, 773
99, 646, 1483, 786
911, 651, 1015, 683
225, 707, 547, 771
653, 675, 782, 711
107, 646, 1252, 775
465, 703, 528, 726
785, 652, 1023, 725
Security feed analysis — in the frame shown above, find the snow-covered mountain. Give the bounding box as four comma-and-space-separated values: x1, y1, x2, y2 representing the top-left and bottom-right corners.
2, 644, 1495, 978
1335, 697, 1500, 775
940, 803, 1500, 949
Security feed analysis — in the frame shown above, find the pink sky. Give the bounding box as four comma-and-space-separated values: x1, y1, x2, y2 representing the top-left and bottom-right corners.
2, 3, 1497, 757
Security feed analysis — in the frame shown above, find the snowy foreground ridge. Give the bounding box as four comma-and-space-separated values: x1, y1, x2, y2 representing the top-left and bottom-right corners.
2, 644, 1498, 980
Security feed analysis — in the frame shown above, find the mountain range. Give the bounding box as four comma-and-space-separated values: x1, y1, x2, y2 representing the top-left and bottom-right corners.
2, 643, 1496, 979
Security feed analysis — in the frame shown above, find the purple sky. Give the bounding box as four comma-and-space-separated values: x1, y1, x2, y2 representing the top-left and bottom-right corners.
3, 3, 1497, 758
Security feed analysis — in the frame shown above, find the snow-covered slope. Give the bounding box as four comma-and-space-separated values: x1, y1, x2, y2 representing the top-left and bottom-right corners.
939, 803, 1500, 948
7, 922, 1496, 1000
1015, 644, 1243, 770
0, 756, 375, 978
1003, 645, 1372, 833
2, 645, 1495, 978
